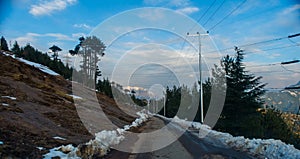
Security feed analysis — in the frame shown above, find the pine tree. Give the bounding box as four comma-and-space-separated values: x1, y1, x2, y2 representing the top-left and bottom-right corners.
213, 47, 267, 137
11, 41, 21, 57
49, 45, 62, 61
73, 36, 105, 87
0, 36, 9, 51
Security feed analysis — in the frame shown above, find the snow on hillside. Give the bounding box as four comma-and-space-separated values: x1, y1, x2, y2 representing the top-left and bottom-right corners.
17, 58, 59, 76
43, 109, 151, 159
158, 115, 300, 159
2, 52, 59, 76
286, 81, 300, 89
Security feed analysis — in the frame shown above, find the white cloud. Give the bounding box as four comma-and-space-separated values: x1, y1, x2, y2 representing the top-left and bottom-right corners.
73, 23, 93, 30
137, 9, 165, 21
143, 0, 190, 7
14, 32, 74, 46
176, 7, 199, 15
282, 4, 300, 15
45, 33, 73, 40
15, 33, 39, 46
169, 0, 190, 7
72, 33, 86, 38
29, 0, 77, 16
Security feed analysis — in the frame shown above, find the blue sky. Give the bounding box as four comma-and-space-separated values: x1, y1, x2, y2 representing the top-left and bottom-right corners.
0, 0, 299, 89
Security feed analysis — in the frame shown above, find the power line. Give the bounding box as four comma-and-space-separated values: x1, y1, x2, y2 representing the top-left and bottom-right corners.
208, 0, 247, 32
247, 63, 279, 68
244, 44, 299, 55
192, 0, 217, 28
288, 38, 300, 46
208, 6, 280, 31
204, 33, 300, 54
281, 65, 300, 73
206, 44, 299, 60
203, 0, 226, 27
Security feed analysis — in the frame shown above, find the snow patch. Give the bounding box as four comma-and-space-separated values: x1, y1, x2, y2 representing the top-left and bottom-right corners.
37, 147, 45, 150
160, 115, 300, 159
18, 58, 59, 76
53, 136, 66, 140
43, 109, 151, 158
68, 94, 83, 100
43, 144, 78, 159
1, 96, 17, 100
1, 51, 59, 76
1, 103, 9, 107
288, 91, 297, 97
43, 147, 69, 159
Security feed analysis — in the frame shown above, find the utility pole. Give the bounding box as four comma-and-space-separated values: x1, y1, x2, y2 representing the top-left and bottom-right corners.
163, 96, 166, 116
187, 32, 209, 124
63, 54, 72, 66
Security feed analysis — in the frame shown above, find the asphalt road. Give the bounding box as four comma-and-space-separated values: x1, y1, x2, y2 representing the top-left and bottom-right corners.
104, 117, 254, 159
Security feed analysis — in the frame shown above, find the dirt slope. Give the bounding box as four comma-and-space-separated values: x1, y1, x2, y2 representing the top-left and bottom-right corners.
0, 52, 136, 158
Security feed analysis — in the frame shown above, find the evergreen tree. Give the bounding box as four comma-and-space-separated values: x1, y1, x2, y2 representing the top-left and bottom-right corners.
11, 41, 21, 57
69, 36, 85, 55
49, 45, 62, 61
212, 47, 267, 137
72, 36, 105, 87
0, 36, 9, 51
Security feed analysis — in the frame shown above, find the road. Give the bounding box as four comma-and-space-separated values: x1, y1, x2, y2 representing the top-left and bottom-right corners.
104, 117, 254, 159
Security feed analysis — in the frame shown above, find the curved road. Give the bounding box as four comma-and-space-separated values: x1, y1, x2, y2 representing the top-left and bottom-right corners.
104, 117, 254, 159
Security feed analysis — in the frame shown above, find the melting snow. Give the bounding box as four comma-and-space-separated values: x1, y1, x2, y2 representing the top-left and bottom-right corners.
289, 91, 297, 97
43, 110, 151, 159
53, 136, 66, 140
37, 147, 45, 150
1, 96, 17, 100
158, 115, 300, 159
17, 58, 59, 76
43, 147, 69, 159
68, 94, 83, 100
1, 103, 9, 106
2, 51, 59, 76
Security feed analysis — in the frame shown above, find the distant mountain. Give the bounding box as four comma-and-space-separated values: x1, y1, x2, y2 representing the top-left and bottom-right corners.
264, 81, 300, 114
285, 81, 300, 89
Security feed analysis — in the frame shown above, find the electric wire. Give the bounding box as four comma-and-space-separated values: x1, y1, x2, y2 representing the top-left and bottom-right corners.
208, 0, 247, 31
189, 0, 217, 31
203, 0, 226, 27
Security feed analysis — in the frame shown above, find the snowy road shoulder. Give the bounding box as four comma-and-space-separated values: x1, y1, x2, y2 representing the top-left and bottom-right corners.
156, 115, 300, 159
43, 109, 151, 159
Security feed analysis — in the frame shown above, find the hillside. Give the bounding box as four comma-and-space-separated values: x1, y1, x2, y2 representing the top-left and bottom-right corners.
264, 89, 299, 113
0, 52, 137, 158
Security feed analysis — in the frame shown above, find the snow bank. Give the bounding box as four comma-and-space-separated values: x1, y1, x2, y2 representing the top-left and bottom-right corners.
43, 109, 151, 159
43, 144, 78, 159
2, 51, 59, 76
159, 115, 300, 159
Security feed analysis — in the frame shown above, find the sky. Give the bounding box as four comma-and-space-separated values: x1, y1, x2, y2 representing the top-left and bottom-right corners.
0, 0, 299, 91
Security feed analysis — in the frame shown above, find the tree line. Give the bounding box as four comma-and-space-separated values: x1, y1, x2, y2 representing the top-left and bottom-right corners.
95, 46, 299, 149
1, 35, 298, 148
1, 36, 73, 79
156, 47, 299, 149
